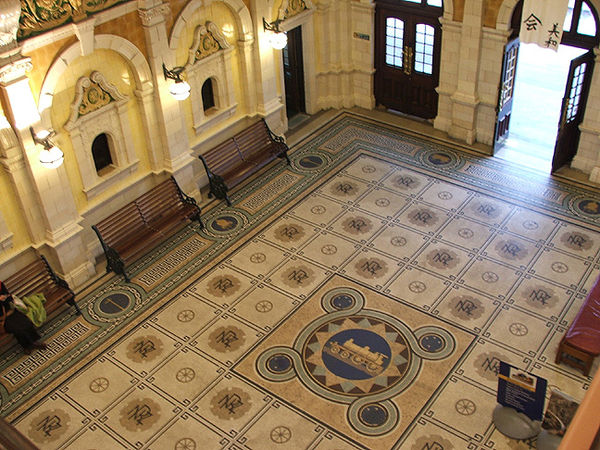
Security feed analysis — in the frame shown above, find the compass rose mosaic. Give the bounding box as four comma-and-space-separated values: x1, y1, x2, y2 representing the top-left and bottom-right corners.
237, 276, 475, 447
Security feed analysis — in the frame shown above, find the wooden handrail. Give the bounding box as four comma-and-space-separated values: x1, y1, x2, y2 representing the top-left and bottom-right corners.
559, 369, 600, 449
0, 416, 39, 450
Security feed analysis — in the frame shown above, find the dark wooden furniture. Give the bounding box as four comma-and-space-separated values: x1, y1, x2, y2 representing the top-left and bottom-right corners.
92, 176, 203, 281
556, 275, 600, 376
199, 119, 290, 206
1, 255, 80, 347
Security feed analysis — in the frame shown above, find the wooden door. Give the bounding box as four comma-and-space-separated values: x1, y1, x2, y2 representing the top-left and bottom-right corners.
552, 50, 595, 172
494, 38, 520, 151
283, 26, 306, 119
375, 3, 442, 119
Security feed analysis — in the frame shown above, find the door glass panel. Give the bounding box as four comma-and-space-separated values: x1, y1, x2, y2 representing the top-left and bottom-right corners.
427, 0, 443, 6
385, 17, 404, 68
415, 23, 435, 74
564, 0, 575, 31
566, 63, 586, 122
403, 0, 421, 3
501, 45, 518, 108
577, 1, 597, 35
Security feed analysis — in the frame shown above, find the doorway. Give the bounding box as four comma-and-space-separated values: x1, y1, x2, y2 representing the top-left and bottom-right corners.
494, 43, 587, 171
374, 0, 443, 119
283, 26, 306, 127
493, 0, 599, 172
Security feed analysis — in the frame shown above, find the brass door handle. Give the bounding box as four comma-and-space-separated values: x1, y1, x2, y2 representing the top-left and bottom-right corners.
403, 45, 413, 75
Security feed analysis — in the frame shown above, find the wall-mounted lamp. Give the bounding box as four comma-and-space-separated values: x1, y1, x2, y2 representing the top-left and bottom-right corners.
30, 127, 64, 169
263, 17, 288, 50
163, 63, 191, 101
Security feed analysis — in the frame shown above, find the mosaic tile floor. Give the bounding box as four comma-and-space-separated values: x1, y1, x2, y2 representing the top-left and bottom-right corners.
2, 112, 600, 449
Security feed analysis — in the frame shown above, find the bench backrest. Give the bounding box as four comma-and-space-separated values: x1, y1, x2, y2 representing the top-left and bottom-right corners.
200, 138, 244, 177
94, 202, 147, 248
4, 257, 62, 299
234, 120, 275, 159
135, 177, 186, 221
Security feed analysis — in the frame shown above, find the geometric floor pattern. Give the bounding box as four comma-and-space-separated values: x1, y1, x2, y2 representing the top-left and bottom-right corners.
2, 112, 600, 449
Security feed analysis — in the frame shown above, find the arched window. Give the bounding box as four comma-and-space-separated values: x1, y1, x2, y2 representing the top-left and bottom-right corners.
92, 133, 113, 174
202, 78, 216, 112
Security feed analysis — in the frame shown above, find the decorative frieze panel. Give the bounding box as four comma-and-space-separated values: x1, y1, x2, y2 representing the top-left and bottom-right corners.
189, 22, 230, 63
279, 0, 307, 20
66, 71, 125, 126
18, 0, 129, 39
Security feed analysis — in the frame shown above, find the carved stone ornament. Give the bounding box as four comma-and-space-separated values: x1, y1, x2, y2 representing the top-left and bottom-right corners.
138, 3, 170, 27
0, 0, 22, 54
279, 0, 307, 21
18, 0, 129, 39
0, 57, 33, 84
186, 22, 231, 66
65, 71, 126, 129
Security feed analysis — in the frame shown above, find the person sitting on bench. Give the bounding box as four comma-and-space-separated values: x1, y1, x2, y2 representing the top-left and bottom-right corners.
0, 280, 48, 354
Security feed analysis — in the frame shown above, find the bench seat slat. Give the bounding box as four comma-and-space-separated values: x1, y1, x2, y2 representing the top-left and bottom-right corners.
92, 177, 202, 281
1, 255, 79, 345
199, 119, 290, 206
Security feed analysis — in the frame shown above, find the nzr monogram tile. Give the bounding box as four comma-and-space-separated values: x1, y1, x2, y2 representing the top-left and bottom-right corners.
195, 317, 260, 365
111, 328, 176, 376
261, 218, 313, 250
322, 176, 368, 202
103, 387, 176, 445
462, 196, 512, 225
16, 396, 85, 448
193, 376, 268, 434
189, 267, 252, 307
509, 277, 568, 318
552, 224, 600, 258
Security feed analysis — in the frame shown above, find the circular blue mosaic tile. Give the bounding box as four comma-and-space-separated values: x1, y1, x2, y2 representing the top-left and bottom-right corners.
359, 403, 388, 427
99, 293, 131, 315
299, 155, 324, 169
267, 354, 293, 374
331, 293, 355, 310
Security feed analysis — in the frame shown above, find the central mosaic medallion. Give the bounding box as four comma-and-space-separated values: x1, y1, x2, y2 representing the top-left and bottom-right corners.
305, 317, 409, 394
236, 276, 474, 447
254, 284, 458, 437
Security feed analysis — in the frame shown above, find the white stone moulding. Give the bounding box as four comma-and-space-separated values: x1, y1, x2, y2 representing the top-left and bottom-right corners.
64, 71, 140, 200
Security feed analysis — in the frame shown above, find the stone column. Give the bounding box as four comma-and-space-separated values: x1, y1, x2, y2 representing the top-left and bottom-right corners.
0, 58, 94, 287
138, 0, 198, 199
237, 37, 258, 117
249, 0, 285, 129
440, 0, 484, 144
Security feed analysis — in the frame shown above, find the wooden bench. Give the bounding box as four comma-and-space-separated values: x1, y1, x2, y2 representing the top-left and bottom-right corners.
199, 119, 290, 206
92, 176, 203, 282
1, 255, 80, 347
556, 275, 600, 376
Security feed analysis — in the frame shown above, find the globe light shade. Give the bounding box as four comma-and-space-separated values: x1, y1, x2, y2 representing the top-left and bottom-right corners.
39, 145, 64, 169
269, 31, 288, 50
169, 80, 191, 101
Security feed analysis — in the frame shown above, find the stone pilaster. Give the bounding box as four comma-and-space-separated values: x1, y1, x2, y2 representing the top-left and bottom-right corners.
0, 57, 94, 286
138, 0, 198, 199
